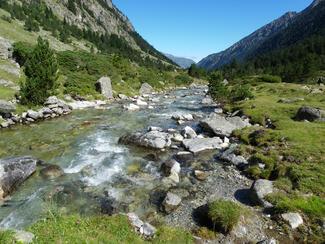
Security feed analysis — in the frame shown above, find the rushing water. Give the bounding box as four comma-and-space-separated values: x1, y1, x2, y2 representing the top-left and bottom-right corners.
0, 87, 212, 229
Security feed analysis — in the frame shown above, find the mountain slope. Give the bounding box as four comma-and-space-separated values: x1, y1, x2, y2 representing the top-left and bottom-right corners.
0, 0, 175, 66
164, 53, 195, 69
198, 11, 297, 70
251, 0, 325, 57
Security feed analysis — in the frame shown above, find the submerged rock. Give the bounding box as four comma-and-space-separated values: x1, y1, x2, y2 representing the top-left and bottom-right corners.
119, 131, 171, 149
0, 156, 38, 199
200, 113, 251, 137
123, 103, 140, 111
40, 164, 64, 179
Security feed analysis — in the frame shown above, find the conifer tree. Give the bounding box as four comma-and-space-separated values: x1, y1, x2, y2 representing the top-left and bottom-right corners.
20, 37, 58, 105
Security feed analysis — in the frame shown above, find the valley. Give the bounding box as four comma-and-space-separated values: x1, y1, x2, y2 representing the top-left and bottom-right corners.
0, 0, 324, 243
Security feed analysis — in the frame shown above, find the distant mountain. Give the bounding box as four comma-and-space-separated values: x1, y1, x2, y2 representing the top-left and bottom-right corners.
164, 54, 195, 68
197, 11, 297, 70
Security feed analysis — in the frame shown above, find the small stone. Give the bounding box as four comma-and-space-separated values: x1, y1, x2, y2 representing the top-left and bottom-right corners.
162, 192, 182, 214
194, 170, 209, 181
281, 212, 303, 229
14, 230, 34, 244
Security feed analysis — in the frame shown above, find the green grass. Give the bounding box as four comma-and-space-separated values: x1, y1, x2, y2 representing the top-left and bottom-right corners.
0, 86, 16, 100
231, 82, 325, 196
208, 200, 242, 233
26, 214, 193, 244
0, 230, 15, 244
266, 193, 325, 219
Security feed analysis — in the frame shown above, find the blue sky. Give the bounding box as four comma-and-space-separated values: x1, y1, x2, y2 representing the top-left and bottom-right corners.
114, 0, 313, 62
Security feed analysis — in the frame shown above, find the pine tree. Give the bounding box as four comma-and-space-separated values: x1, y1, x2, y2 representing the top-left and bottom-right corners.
20, 37, 59, 105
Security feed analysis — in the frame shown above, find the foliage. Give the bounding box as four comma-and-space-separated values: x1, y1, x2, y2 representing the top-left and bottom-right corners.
0, 0, 174, 70
24, 17, 39, 32
219, 35, 325, 83
0, 230, 15, 244
20, 37, 58, 105
230, 84, 254, 102
193, 227, 216, 240
13, 41, 33, 66
188, 64, 207, 79
208, 200, 242, 233
208, 71, 228, 102
258, 74, 282, 83
153, 226, 193, 244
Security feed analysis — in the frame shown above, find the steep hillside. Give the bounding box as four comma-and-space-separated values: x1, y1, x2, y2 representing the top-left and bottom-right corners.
0, 0, 175, 66
164, 53, 195, 69
197, 12, 297, 70
252, 0, 325, 57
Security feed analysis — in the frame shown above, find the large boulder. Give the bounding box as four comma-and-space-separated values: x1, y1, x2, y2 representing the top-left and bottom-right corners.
139, 83, 153, 95
295, 106, 323, 122
200, 113, 251, 137
162, 192, 182, 214
250, 179, 274, 208
0, 100, 16, 116
27, 110, 42, 120
96, 77, 113, 99
119, 131, 172, 149
182, 137, 226, 154
0, 156, 38, 199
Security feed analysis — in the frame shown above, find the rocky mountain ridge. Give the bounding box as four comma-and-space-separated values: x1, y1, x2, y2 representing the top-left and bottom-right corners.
198, 11, 298, 70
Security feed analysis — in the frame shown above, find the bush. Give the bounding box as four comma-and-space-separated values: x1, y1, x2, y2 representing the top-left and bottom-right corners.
208, 200, 242, 233
258, 74, 282, 83
230, 84, 254, 102
208, 71, 229, 103
20, 37, 58, 105
13, 42, 33, 66
24, 17, 40, 32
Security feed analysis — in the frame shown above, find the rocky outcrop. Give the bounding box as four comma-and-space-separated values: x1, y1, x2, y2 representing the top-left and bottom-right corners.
139, 83, 154, 95
250, 179, 274, 208
182, 137, 227, 154
96, 77, 113, 99
119, 131, 172, 149
200, 113, 251, 137
0, 156, 38, 199
0, 37, 12, 59
295, 106, 324, 122
198, 12, 297, 70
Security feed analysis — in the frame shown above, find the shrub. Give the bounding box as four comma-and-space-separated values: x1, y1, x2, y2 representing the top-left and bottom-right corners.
230, 84, 254, 102
208, 71, 229, 103
208, 200, 242, 233
20, 37, 58, 105
13, 42, 33, 66
258, 74, 282, 83
24, 17, 40, 32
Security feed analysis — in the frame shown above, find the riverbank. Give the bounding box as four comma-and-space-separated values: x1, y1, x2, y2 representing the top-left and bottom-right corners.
0, 85, 323, 243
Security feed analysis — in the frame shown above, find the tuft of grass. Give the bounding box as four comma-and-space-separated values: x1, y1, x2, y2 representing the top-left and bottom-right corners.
0, 230, 15, 244
193, 227, 216, 240
208, 200, 242, 233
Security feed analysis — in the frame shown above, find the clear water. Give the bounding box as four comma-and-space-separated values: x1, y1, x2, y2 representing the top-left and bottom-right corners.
0, 88, 212, 229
